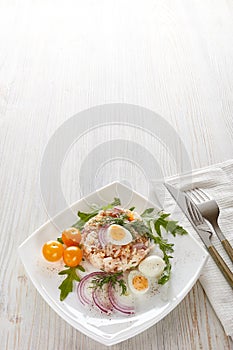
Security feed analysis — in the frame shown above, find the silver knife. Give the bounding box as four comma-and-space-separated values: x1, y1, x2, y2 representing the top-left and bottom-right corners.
164, 183, 233, 288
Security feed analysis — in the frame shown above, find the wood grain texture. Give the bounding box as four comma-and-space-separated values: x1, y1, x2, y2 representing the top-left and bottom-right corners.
0, 0, 233, 349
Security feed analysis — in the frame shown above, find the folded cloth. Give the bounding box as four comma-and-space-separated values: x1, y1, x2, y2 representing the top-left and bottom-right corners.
165, 159, 233, 337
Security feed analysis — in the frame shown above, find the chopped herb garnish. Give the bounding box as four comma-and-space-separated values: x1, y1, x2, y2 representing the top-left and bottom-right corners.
99, 213, 128, 227
91, 271, 127, 295
124, 220, 150, 235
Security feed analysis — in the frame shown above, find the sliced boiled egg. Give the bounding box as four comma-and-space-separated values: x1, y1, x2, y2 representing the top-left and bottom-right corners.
138, 255, 165, 278
128, 270, 150, 295
107, 224, 133, 245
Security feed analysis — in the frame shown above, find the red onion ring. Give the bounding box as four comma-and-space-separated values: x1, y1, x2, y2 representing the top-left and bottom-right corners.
113, 206, 123, 213
77, 271, 135, 315
108, 283, 135, 315
77, 271, 106, 305
133, 243, 147, 250
98, 226, 109, 247
92, 286, 113, 314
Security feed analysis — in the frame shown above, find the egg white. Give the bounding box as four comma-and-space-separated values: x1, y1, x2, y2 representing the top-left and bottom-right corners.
138, 255, 165, 278
127, 270, 150, 295
107, 224, 133, 245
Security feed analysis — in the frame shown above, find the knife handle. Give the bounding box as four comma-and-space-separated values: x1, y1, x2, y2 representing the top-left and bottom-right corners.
221, 239, 233, 263
208, 246, 233, 288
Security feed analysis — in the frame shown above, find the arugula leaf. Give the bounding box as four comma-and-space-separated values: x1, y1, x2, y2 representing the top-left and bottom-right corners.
102, 197, 121, 210
147, 233, 174, 284
141, 209, 188, 237
129, 206, 135, 211
141, 208, 188, 284
154, 213, 170, 236
148, 234, 174, 253
58, 265, 85, 301
140, 207, 155, 218
72, 197, 121, 230
165, 220, 188, 236
158, 255, 172, 285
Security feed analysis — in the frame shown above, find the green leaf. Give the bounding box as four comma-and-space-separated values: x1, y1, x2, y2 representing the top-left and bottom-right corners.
76, 265, 85, 272
57, 237, 64, 244
154, 216, 168, 236
139, 210, 188, 285
141, 208, 155, 218
72, 198, 121, 230
142, 209, 188, 237
154, 214, 188, 237
91, 271, 128, 296
124, 221, 151, 237
129, 206, 135, 211
58, 269, 70, 275
102, 197, 121, 210
58, 266, 84, 301
166, 221, 188, 236
150, 234, 174, 253
77, 210, 99, 222
72, 219, 86, 230
158, 262, 172, 285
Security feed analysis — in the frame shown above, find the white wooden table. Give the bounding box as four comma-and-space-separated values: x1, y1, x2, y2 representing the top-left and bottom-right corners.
1, 1, 233, 349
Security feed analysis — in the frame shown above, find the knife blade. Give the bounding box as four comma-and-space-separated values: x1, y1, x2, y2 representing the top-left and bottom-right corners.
164, 182, 233, 288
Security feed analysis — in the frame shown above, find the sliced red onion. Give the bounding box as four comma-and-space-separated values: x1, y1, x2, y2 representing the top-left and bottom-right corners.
108, 283, 135, 315
77, 271, 106, 305
113, 206, 123, 212
98, 226, 109, 247
133, 242, 147, 250
77, 271, 135, 316
92, 285, 113, 314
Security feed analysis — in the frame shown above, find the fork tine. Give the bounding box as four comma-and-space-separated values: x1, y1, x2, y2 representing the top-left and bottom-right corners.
186, 199, 198, 225
185, 193, 213, 239
187, 188, 210, 203
185, 197, 204, 225
186, 189, 202, 203
192, 203, 204, 223
195, 188, 210, 201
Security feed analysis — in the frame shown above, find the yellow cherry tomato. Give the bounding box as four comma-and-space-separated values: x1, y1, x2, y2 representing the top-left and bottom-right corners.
42, 240, 64, 262
63, 246, 83, 267
127, 213, 134, 221
61, 227, 82, 247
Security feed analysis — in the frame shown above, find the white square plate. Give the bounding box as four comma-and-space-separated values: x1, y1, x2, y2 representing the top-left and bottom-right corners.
18, 182, 208, 346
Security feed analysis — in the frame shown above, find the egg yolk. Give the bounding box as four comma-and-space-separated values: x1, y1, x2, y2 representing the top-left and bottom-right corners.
109, 225, 126, 241
132, 275, 149, 291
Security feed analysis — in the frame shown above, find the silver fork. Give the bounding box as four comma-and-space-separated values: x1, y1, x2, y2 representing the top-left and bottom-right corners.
186, 188, 233, 263
185, 197, 233, 288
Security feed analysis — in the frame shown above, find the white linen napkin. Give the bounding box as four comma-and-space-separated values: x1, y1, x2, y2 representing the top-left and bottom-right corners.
165, 159, 233, 337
